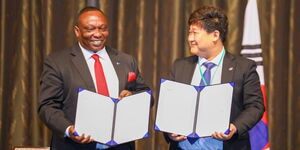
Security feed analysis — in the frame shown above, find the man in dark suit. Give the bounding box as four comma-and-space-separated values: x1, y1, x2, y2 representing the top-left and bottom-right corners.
167, 6, 264, 150
38, 7, 150, 150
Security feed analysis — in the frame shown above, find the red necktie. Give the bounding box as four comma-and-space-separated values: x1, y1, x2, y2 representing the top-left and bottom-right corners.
92, 54, 110, 96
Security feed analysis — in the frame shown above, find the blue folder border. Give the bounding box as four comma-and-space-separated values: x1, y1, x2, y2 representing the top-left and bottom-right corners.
224, 129, 230, 135
78, 88, 85, 93
154, 125, 160, 131
106, 140, 118, 146
187, 133, 200, 138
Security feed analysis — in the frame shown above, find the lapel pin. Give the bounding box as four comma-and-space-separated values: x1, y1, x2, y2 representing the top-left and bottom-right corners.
116, 62, 120, 65
229, 67, 234, 71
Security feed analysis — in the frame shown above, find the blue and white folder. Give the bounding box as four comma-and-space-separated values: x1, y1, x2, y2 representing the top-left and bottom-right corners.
155, 79, 234, 138
75, 89, 151, 146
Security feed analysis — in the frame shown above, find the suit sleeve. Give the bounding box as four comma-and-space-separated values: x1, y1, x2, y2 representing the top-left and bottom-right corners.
232, 61, 265, 136
38, 56, 72, 137
131, 56, 150, 92
126, 56, 153, 106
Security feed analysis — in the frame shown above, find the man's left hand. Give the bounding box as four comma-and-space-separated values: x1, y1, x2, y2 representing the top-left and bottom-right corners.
118, 90, 132, 100
211, 123, 237, 141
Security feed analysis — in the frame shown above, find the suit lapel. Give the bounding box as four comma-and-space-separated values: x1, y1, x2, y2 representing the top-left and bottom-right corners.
221, 51, 236, 83
70, 44, 96, 92
106, 46, 126, 93
184, 56, 198, 84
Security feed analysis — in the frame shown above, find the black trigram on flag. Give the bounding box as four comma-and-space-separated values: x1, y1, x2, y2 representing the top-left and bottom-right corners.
241, 0, 270, 149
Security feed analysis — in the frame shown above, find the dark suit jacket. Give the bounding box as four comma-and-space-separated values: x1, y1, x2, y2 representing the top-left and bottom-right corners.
167, 51, 265, 150
38, 44, 150, 150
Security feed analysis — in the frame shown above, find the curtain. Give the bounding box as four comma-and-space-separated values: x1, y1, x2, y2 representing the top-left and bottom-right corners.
0, 0, 299, 149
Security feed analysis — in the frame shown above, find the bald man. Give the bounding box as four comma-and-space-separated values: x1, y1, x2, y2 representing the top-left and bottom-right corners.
38, 7, 150, 150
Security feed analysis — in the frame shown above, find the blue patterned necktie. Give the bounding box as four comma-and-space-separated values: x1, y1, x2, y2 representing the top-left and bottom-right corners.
200, 62, 216, 86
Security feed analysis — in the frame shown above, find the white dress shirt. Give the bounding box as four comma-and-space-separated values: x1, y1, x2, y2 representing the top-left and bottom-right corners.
191, 47, 225, 86
79, 43, 119, 98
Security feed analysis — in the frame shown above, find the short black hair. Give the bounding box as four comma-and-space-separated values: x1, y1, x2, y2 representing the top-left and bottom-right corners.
188, 6, 228, 43
75, 7, 105, 26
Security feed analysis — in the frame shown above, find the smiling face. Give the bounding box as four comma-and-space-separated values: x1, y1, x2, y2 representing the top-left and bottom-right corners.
188, 23, 216, 57
74, 10, 109, 52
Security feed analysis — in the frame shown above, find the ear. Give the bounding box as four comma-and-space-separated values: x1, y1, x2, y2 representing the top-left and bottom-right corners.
212, 30, 221, 42
74, 26, 80, 38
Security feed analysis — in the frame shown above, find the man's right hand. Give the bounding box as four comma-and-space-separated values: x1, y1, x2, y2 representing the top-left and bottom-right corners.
69, 125, 94, 144
168, 133, 187, 141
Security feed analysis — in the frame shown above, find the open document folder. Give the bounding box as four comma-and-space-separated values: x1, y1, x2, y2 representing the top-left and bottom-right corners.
75, 89, 151, 146
155, 79, 234, 138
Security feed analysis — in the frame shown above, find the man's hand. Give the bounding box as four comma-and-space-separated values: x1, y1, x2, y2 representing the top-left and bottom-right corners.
118, 90, 132, 100
69, 125, 94, 144
211, 123, 237, 141
168, 133, 187, 141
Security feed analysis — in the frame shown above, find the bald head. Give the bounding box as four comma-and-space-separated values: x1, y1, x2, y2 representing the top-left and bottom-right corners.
76, 7, 107, 26
74, 7, 109, 51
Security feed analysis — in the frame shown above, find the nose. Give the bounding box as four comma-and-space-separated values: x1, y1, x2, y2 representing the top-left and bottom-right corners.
188, 33, 194, 42
93, 29, 103, 39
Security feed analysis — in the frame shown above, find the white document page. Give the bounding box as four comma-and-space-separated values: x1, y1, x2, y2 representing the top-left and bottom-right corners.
75, 90, 114, 144
155, 80, 198, 136
155, 79, 233, 137
196, 83, 233, 137
114, 92, 151, 144
75, 89, 151, 145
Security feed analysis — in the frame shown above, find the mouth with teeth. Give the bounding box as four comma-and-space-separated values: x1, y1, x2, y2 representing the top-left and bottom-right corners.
190, 41, 197, 45
89, 40, 105, 49
81, 37, 106, 51
90, 40, 102, 46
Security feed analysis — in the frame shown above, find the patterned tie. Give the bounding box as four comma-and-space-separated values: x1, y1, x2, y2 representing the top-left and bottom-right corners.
200, 62, 216, 86
92, 54, 110, 96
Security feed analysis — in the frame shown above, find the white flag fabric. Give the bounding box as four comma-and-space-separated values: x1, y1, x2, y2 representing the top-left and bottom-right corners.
241, 0, 270, 150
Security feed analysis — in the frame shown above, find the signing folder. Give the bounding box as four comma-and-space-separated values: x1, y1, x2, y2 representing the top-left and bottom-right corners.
75, 89, 151, 146
155, 79, 234, 138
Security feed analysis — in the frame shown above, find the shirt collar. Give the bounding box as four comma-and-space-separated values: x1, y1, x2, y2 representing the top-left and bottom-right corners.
198, 47, 225, 66
78, 42, 109, 61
